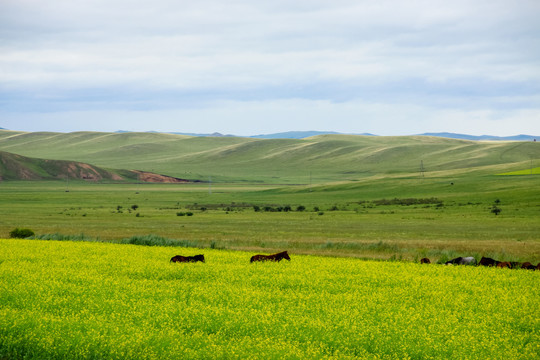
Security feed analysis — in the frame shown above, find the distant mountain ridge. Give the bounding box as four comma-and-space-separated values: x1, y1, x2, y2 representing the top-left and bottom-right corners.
418, 133, 537, 141
2, 127, 536, 140
165, 131, 536, 141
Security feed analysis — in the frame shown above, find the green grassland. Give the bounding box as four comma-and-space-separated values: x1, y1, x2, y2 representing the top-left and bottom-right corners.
500, 167, 540, 175
1, 239, 538, 359
0, 176, 538, 262
1, 130, 539, 183
0, 130, 539, 261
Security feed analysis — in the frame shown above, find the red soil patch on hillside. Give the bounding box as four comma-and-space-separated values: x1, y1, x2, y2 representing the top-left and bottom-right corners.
133, 171, 190, 183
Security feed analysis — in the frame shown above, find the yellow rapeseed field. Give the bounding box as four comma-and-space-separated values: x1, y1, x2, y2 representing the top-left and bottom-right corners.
0, 239, 538, 359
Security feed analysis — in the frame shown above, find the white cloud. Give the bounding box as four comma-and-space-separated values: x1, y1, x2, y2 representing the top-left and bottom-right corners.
1, 0, 539, 135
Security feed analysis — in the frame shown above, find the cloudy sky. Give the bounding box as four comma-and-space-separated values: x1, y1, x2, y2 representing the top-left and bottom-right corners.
1, 0, 539, 136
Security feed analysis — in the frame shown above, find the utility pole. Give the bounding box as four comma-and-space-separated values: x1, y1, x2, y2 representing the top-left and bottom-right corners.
208, 176, 212, 195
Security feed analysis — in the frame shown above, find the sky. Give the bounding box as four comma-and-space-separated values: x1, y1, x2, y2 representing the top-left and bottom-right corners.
1, 0, 539, 136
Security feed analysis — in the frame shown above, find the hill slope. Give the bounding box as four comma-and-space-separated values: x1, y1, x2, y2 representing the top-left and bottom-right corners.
0, 130, 538, 183
0, 150, 190, 183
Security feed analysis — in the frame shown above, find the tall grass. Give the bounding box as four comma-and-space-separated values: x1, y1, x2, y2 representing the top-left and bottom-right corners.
117, 234, 200, 248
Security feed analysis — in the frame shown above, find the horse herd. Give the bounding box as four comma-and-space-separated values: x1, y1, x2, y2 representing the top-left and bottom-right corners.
420, 256, 540, 270
170, 251, 291, 263
169, 251, 539, 270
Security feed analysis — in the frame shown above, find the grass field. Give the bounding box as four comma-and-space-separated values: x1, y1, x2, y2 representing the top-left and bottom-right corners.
1, 239, 538, 359
0, 174, 539, 262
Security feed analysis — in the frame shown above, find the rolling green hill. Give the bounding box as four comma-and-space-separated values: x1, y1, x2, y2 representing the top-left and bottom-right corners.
0, 150, 190, 183
0, 130, 538, 184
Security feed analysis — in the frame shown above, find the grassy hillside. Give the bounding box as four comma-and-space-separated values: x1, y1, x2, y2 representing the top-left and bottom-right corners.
0, 130, 538, 183
0, 150, 132, 181
0, 150, 191, 183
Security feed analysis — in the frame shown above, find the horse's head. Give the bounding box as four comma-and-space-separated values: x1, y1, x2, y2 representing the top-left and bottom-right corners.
283, 251, 291, 261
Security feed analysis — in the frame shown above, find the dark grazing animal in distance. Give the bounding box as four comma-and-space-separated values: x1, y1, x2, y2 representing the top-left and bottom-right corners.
420, 258, 431, 264
445, 256, 476, 265
170, 254, 205, 263
521, 262, 535, 270
479, 257, 500, 267
250, 251, 291, 263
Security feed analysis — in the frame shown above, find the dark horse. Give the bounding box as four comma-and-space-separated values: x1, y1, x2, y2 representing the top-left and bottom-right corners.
521, 262, 536, 270
479, 257, 500, 267
250, 251, 291, 263
420, 258, 431, 264
445, 256, 476, 266
170, 254, 205, 263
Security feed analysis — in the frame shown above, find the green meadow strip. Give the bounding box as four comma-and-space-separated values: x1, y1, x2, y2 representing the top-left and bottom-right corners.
1, 239, 538, 359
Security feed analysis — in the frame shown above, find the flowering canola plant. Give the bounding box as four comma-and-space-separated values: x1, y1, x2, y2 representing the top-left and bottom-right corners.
0, 239, 538, 359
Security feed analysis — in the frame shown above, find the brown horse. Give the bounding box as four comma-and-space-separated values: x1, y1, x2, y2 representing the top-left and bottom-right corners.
479, 257, 500, 267
521, 262, 535, 270
170, 254, 205, 263
420, 258, 431, 264
250, 251, 291, 263
497, 261, 511, 269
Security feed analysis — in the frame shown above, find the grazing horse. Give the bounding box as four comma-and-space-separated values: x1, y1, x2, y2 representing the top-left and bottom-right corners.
479, 257, 499, 267
497, 261, 511, 269
420, 258, 431, 264
170, 254, 205, 263
521, 262, 535, 270
445, 257, 476, 266
250, 251, 291, 263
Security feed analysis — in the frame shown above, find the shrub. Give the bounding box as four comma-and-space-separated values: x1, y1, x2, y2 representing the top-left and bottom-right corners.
9, 228, 35, 239
176, 212, 193, 217
296, 205, 306, 212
